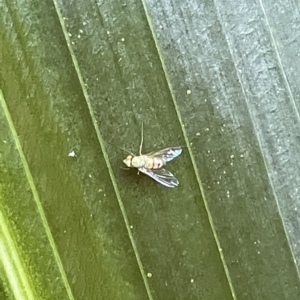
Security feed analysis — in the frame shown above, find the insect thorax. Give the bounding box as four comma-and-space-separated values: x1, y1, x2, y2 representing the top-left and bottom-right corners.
131, 156, 146, 168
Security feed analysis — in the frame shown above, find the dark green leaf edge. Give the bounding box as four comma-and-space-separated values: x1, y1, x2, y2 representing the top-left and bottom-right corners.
0, 90, 75, 300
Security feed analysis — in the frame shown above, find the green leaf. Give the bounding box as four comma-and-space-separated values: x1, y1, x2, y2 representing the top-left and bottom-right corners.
1, 0, 300, 299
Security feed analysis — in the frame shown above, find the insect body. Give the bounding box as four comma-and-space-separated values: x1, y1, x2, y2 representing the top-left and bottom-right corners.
123, 123, 182, 187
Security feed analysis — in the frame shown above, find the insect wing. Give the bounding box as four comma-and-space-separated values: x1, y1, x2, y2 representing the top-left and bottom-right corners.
147, 147, 182, 163
139, 167, 179, 188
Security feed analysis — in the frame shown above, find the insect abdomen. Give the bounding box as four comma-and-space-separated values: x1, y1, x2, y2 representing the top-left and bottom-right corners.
144, 156, 165, 169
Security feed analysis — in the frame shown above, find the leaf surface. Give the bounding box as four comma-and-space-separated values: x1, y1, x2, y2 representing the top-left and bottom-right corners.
1, 0, 300, 299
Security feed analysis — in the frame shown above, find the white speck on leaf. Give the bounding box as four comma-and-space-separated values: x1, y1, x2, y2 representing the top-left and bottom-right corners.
68, 150, 76, 157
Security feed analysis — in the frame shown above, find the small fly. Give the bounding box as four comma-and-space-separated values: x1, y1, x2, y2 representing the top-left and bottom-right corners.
123, 123, 182, 187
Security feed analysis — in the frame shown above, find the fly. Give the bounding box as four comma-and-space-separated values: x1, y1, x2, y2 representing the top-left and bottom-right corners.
123, 123, 182, 187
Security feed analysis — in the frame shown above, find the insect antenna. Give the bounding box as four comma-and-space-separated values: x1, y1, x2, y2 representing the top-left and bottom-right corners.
139, 121, 144, 156
120, 166, 131, 170
119, 146, 135, 156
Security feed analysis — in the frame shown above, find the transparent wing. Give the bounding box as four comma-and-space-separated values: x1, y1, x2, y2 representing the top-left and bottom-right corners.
139, 167, 179, 188
146, 147, 182, 163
